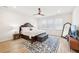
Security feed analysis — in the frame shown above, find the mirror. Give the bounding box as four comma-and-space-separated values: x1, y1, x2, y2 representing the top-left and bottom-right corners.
61, 22, 71, 38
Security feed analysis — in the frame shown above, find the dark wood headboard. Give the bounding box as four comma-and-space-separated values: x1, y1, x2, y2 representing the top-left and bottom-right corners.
19, 23, 33, 35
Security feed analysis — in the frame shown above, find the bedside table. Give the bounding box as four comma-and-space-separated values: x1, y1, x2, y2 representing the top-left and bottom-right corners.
13, 34, 20, 40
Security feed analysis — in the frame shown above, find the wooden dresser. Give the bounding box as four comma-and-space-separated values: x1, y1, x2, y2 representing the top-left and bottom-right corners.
69, 36, 79, 51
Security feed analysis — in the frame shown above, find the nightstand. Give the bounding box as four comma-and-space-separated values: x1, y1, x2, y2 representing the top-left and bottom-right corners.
13, 34, 20, 40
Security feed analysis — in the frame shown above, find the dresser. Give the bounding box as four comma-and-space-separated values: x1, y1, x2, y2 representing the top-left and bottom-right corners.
68, 36, 79, 51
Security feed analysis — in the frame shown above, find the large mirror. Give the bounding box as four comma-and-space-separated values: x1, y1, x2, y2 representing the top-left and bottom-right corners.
61, 22, 71, 38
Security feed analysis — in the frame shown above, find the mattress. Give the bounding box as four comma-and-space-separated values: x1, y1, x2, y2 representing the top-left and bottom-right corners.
21, 27, 45, 39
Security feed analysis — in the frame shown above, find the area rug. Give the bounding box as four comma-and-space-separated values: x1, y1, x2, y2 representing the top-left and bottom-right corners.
24, 36, 59, 53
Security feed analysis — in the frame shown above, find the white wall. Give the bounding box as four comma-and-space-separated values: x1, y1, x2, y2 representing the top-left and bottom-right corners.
37, 13, 72, 30
72, 7, 79, 27
0, 7, 37, 41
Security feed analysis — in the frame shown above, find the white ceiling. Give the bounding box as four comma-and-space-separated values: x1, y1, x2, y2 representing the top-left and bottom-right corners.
1, 6, 75, 16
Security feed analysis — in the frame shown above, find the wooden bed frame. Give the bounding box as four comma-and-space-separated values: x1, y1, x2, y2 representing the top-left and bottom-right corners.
19, 23, 39, 43
18, 23, 48, 43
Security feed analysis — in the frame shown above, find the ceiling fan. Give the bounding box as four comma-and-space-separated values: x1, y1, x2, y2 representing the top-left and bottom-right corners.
34, 8, 44, 16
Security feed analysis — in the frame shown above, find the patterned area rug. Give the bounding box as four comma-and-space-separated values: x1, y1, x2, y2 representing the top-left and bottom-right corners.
24, 36, 59, 53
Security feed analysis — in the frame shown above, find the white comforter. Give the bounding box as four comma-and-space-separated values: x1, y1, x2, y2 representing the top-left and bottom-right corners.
21, 27, 45, 39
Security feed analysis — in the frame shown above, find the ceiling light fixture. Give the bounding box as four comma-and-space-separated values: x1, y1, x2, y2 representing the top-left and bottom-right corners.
34, 8, 44, 16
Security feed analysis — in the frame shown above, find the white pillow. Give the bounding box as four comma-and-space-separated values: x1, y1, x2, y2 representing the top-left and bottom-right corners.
22, 27, 31, 31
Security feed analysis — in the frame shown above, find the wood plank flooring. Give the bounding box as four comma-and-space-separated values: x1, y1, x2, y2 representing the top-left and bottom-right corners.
0, 39, 29, 53
0, 37, 76, 53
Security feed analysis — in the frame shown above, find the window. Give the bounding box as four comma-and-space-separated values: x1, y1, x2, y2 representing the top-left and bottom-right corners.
37, 17, 64, 30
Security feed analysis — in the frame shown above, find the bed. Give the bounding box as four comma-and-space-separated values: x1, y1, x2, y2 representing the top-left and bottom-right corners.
19, 23, 48, 43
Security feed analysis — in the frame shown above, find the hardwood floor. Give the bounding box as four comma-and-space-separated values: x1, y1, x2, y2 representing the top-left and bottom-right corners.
0, 39, 29, 53
0, 37, 77, 53
57, 37, 77, 53
57, 37, 70, 53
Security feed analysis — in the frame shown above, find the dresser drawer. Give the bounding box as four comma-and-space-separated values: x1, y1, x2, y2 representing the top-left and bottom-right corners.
69, 37, 79, 50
